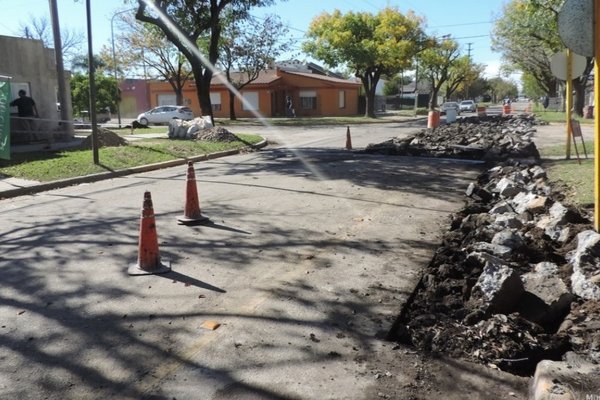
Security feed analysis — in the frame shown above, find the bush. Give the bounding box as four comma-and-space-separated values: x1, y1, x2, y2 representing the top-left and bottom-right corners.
415, 108, 429, 116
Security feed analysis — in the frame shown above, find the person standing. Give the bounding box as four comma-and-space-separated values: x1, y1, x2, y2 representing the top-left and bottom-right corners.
11, 89, 39, 119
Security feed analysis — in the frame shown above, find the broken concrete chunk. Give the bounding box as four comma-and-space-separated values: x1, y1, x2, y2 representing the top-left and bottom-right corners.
520, 267, 574, 327
494, 213, 523, 229
469, 242, 512, 259
530, 356, 600, 400
495, 177, 522, 198
529, 165, 547, 180
511, 191, 538, 214
491, 229, 524, 250
526, 196, 549, 214
469, 253, 524, 314
488, 202, 514, 215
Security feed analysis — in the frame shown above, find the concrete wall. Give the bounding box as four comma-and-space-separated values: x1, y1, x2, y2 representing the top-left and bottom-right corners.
0, 35, 72, 142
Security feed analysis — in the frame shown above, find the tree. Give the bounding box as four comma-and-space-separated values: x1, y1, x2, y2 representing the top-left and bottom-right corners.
417, 38, 461, 110
218, 14, 293, 120
70, 74, 118, 117
303, 7, 427, 118
488, 77, 519, 103
112, 14, 193, 105
383, 74, 412, 96
135, 0, 276, 124
18, 14, 84, 61
443, 57, 485, 100
491, 0, 593, 115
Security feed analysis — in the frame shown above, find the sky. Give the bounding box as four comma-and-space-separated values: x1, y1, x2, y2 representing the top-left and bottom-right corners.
0, 0, 510, 80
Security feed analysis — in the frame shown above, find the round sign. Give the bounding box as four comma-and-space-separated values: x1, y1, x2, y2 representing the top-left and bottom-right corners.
558, 0, 593, 57
550, 50, 588, 81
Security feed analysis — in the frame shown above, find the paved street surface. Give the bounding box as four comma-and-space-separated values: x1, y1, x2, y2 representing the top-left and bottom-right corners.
1, 116, 576, 399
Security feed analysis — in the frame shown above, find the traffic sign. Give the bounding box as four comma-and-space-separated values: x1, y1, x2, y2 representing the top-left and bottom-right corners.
550, 50, 587, 80
558, 0, 593, 57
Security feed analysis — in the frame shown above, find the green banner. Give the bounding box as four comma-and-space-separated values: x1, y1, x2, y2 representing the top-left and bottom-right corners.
0, 80, 10, 160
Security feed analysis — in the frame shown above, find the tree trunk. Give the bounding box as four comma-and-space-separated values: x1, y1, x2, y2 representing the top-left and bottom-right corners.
360, 71, 379, 118
228, 89, 236, 120
573, 78, 586, 117
192, 66, 214, 125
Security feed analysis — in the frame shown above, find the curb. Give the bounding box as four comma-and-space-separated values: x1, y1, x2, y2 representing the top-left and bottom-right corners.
0, 138, 268, 200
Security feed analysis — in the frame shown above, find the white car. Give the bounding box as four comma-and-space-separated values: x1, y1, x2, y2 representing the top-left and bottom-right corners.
459, 100, 477, 112
136, 105, 194, 126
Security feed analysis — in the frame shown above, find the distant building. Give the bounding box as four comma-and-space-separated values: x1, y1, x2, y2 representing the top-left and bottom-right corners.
0, 35, 72, 143
145, 62, 362, 119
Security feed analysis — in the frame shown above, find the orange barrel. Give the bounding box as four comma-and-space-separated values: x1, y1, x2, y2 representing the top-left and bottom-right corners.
427, 110, 440, 128
503, 104, 511, 115
477, 106, 487, 117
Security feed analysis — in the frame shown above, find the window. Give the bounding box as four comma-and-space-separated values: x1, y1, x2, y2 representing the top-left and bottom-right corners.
299, 90, 317, 110
210, 92, 221, 111
242, 92, 259, 111
339, 90, 346, 108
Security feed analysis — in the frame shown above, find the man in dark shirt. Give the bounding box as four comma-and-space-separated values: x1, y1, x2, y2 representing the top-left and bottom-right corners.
10, 89, 39, 117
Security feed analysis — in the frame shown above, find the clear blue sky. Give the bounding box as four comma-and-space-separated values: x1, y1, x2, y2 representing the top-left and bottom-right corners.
0, 0, 509, 79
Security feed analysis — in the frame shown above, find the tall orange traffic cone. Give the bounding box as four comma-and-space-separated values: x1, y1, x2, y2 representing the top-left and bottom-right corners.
177, 161, 209, 225
345, 126, 352, 150
128, 191, 171, 276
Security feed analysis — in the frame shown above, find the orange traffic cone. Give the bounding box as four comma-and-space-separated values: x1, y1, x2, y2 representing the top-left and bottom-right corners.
128, 191, 171, 276
345, 126, 352, 150
177, 161, 209, 225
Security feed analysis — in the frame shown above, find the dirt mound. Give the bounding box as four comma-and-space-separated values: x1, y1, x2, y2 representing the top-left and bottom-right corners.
196, 127, 239, 142
79, 128, 128, 149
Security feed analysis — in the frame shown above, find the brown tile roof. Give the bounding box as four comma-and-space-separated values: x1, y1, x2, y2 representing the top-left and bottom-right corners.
211, 70, 281, 85
281, 70, 361, 86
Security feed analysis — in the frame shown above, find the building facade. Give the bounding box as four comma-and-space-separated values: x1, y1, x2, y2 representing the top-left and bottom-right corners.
145, 67, 361, 119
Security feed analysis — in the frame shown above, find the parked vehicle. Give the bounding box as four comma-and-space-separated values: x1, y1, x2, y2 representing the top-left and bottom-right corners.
459, 100, 477, 112
136, 105, 194, 126
440, 102, 460, 115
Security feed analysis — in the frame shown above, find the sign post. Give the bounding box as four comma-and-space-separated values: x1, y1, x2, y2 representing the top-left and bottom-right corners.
0, 78, 10, 160
566, 49, 573, 159
595, 0, 600, 231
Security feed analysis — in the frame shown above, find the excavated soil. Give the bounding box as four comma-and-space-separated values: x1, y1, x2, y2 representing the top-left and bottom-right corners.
380, 115, 600, 377
79, 128, 129, 149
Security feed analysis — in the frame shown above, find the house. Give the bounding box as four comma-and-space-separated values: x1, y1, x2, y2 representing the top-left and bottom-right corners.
0, 35, 72, 143
146, 66, 362, 119
119, 78, 151, 119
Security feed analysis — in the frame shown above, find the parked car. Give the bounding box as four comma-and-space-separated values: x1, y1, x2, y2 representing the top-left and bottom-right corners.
440, 102, 460, 115
459, 100, 477, 112
136, 105, 194, 126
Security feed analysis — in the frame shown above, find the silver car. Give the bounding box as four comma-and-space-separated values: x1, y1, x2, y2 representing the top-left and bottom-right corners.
137, 105, 194, 126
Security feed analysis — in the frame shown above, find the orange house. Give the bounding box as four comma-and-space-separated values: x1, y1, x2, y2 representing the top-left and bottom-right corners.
146, 68, 361, 119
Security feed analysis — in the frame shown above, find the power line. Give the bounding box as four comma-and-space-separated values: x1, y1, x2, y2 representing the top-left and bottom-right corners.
430, 20, 495, 28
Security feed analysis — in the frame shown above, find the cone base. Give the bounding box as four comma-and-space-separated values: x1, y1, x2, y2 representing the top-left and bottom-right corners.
177, 215, 210, 225
128, 260, 171, 276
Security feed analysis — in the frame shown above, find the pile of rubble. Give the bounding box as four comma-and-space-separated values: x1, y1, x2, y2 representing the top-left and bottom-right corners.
196, 127, 239, 142
79, 128, 128, 149
390, 160, 600, 375
364, 115, 541, 161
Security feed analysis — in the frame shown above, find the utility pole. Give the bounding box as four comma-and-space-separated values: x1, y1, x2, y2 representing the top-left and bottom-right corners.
466, 43, 474, 99
48, 0, 73, 139
86, 0, 99, 164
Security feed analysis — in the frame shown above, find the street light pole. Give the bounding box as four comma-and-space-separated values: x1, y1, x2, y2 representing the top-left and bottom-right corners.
111, 8, 135, 128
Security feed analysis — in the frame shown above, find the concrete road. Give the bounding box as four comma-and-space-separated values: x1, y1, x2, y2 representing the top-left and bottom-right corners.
0, 122, 527, 399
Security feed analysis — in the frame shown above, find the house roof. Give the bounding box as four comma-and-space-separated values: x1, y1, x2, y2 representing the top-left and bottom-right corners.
211, 70, 281, 85
281, 70, 361, 86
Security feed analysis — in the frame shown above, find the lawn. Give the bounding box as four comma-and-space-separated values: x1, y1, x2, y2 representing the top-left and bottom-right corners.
543, 158, 594, 207
0, 134, 262, 182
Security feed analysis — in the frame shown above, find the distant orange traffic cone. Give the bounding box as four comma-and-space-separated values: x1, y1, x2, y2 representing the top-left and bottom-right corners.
128, 191, 171, 276
177, 161, 209, 225
345, 126, 352, 150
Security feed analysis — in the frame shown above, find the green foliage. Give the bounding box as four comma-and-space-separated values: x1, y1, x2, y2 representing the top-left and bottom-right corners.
70, 73, 119, 117
383, 74, 411, 96
521, 71, 546, 99
303, 7, 426, 117
487, 77, 519, 102
491, 0, 563, 95
418, 38, 461, 109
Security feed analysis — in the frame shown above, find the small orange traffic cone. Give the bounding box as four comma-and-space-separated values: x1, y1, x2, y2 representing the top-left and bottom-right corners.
345, 126, 352, 150
177, 161, 209, 225
128, 191, 171, 276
